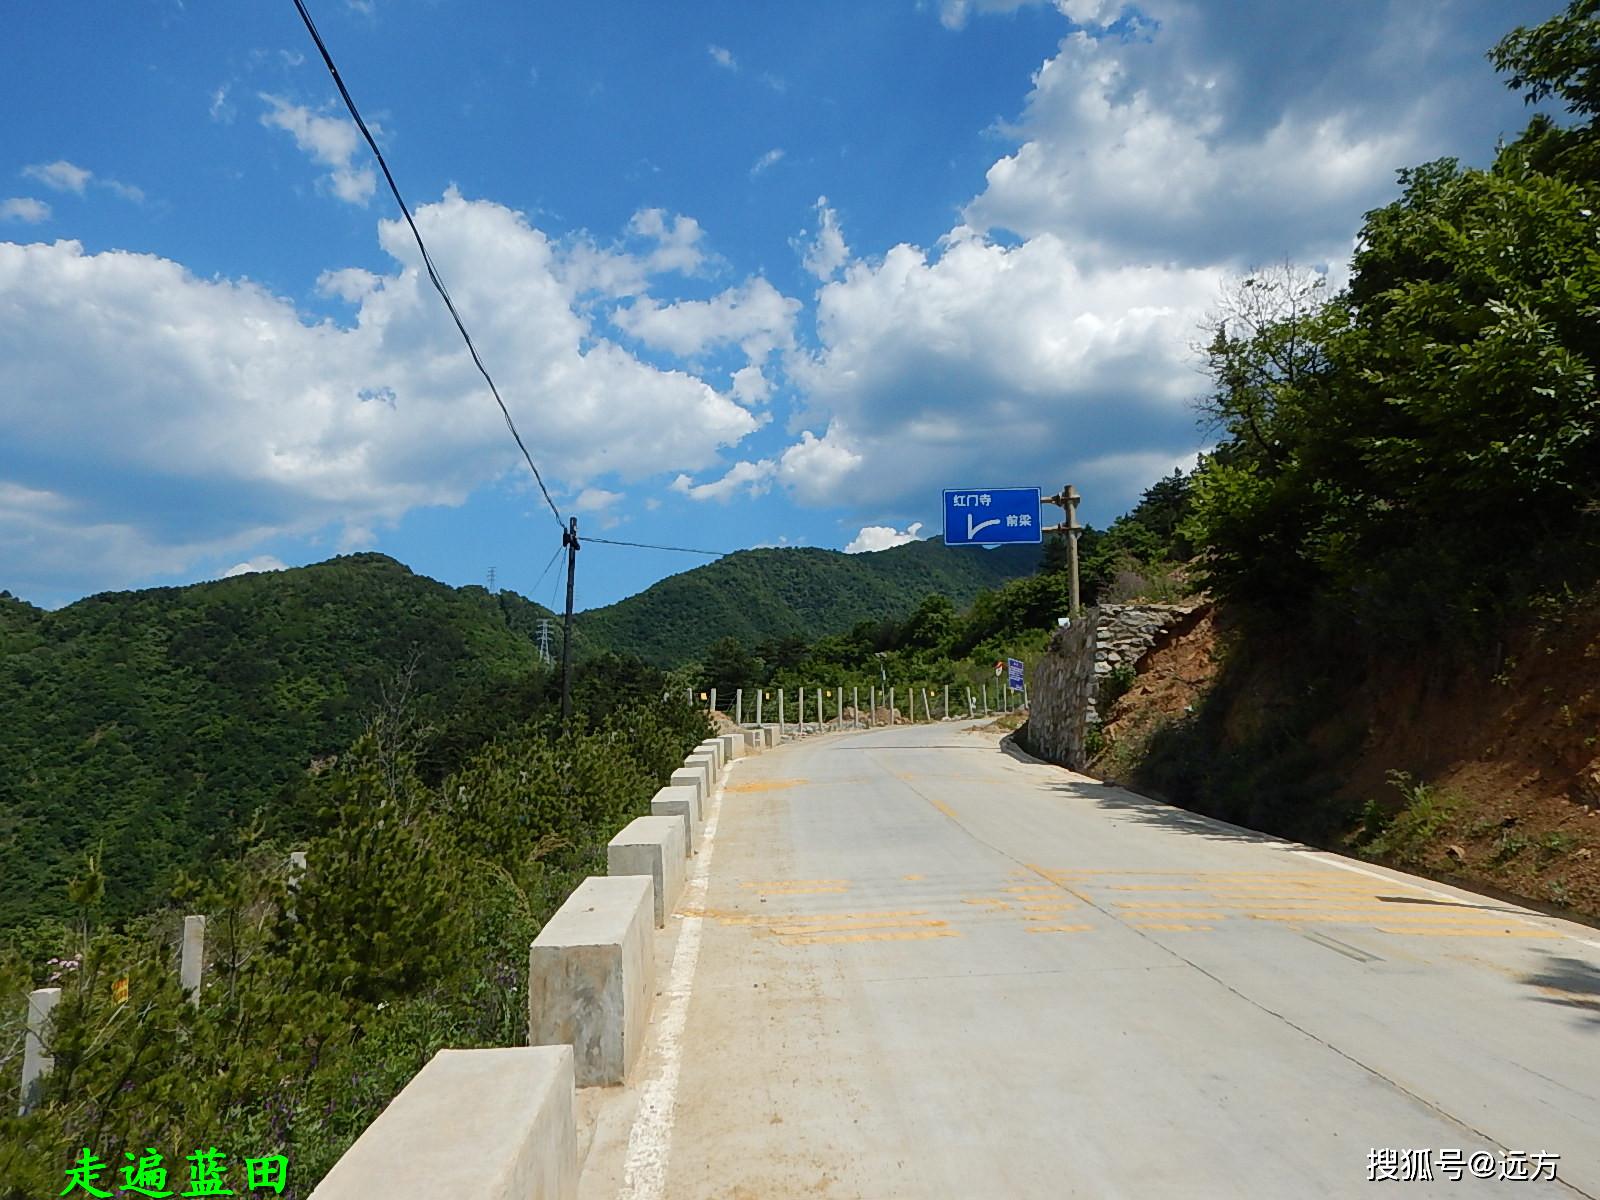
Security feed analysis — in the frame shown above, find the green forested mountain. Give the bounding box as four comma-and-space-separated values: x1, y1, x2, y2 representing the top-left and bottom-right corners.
0, 538, 1041, 929
577, 537, 1041, 665
0, 554, 561, 929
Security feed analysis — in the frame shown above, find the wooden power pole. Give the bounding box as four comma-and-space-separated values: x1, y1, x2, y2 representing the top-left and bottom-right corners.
560, 517, 579, 723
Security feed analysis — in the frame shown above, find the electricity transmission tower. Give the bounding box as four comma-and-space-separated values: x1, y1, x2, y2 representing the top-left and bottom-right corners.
536, 617, 554, 666
486, 566, 497, 594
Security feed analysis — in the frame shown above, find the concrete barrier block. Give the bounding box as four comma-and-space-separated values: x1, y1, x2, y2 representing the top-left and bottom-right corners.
651, 784, 701, 853
668, 767, 706, 809
716, 733, 744, 762
741, 729, 763, 754
528, 876, 655, 1087
607, 816, 686, 927
309, 1046, 577, 1200
695, 739, 724, 772
760, 724, 781, 747
684, 753, 717, 795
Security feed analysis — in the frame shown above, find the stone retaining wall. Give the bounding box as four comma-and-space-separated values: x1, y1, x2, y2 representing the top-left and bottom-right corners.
1025, 603, 1200, 770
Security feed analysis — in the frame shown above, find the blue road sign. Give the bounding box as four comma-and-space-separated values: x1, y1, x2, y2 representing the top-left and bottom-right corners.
942, 487, 1042, 546
1007, 658, 1025, 692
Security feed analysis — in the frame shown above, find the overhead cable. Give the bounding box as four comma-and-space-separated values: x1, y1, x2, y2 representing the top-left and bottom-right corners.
585, 535, 726, 557
290, 0, 565, 531
528, 541, 565, 599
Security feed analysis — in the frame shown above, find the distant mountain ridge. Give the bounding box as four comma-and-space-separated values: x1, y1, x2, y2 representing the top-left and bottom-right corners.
0, 540, 1042, 926
577, 537, 1041, 665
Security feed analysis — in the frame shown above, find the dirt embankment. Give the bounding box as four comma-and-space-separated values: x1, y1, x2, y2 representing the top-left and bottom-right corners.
1091, 601, 1600, 920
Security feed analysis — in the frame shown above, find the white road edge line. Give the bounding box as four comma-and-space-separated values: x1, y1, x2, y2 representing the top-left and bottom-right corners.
1297, 851, 1600, 948
616, 758, 731, 1200
1300, 852, 1495, 904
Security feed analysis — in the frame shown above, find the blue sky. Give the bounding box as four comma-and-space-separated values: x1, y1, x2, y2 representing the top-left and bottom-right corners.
0, 0, 1566, 612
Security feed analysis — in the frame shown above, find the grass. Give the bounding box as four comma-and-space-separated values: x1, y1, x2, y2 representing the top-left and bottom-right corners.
1359, 771, 1459, 867
1096, 665, 1137, 716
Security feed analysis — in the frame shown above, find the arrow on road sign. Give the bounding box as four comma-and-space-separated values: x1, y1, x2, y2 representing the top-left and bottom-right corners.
968, 514, 1001, 540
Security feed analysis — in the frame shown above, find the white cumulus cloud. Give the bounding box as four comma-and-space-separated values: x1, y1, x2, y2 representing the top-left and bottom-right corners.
260, 94, 377, 205
561, 208, 714, 299
779, 232, 1219, 513
0, 198, 50, 223
0, 190, 760, 598
775, 0, 1509, 524
775, 429, 865, 505
798, 197, 850, 281
845, 521, 924, 553
571, 487, 623, 512
21, 160, 143, 204
23, 161, 91, 194
750, 148, 784, 178
669, 460, 775, 503
612, 278, 798, 362
222, 556, 287, 578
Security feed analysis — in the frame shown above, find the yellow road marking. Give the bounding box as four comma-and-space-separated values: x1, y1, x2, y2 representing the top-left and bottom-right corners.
770, 918, 950, 936
1020, 902, 1078, 912
779, 929, 960, 946
929, 799, 959, 820
902, 873, 924, 881
1124, 911, 1224, 921
1024, 924, 1093, 934
723, 778, 804, 793
740, 879, 849, 887
1134, 923, 1214, 932
744, 886, 848, 895
962, 897, 1012, 908
710, 909, 925, 926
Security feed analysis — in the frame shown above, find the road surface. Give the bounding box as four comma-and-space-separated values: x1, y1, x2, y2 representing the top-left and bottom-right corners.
579, 721, 1600, 1199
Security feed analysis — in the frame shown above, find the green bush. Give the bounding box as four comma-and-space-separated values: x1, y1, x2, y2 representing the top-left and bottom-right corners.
1360, 772, 1459, 866
0, 684, 707, 1200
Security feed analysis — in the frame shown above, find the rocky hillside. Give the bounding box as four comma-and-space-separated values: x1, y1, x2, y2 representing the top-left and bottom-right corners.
1087, 600, 1600, 921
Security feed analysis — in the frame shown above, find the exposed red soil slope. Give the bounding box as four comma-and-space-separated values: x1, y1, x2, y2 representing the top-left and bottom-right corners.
1093, 601, 1600, 920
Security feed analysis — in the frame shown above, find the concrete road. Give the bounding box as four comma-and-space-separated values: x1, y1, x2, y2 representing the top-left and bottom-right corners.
580, 722, 1600, 1199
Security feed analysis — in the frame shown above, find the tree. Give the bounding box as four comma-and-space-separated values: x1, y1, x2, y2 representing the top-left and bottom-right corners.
897, 594, 957, 654
1490, 1, 1600, 181
700, 637, 760, 701
1492, 0, 1600, 147
1186, 122, 1600, 639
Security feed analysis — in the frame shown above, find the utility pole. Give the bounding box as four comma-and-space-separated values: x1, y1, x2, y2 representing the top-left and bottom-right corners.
1044, 484, 1083, 616
560, 518, 579, 724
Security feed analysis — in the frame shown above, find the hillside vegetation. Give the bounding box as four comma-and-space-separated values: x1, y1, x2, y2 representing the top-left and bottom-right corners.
0, 554, 562, 931
1082, 1, 1600, 916
0, 537, 1046, 933
578, 537, 1040, 666
1, 664, 709, 1197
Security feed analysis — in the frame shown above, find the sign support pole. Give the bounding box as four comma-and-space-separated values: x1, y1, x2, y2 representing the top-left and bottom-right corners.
1044, 484, 1083, 617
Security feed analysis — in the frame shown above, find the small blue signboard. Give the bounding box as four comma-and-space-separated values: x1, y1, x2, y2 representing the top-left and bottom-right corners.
942, 487, 1042, 546
1007, 658, 1025, 692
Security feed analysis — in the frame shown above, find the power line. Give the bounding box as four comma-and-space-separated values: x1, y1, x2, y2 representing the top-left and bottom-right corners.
529, 542, 564, 598
585, 535, 726, 557
289, 0, 564, 532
